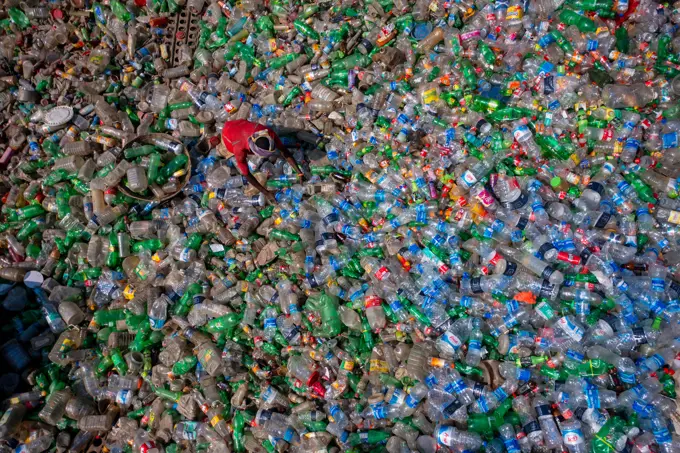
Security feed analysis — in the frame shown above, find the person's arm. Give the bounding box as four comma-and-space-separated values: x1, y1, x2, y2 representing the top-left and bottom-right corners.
236, 155, 275, 203
270, 129, 304, 176
282, 148, 304, 177
245, 172, 275, 203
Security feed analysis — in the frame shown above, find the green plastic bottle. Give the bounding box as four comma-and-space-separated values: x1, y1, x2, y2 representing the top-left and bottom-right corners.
156, 154, 188, 185
132, 239, 164, 253
346, 430, 390, 446
8, 7, 30, 29
206, 313, 242, 333
172, 356, 198, 376
110, 0, 132, 22
293, 19, 320, 40
559, 10, 596, 33
269, 229, 301, 242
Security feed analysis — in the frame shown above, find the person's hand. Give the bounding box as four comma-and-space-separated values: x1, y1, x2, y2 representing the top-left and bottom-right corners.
264, 191, 276, 204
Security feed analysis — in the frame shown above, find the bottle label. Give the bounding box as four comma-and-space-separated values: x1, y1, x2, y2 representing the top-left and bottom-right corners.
388, 388, 406, 406
503, 192, 528, 210
340, 360, 354, 371
283, 427, 295, 442
460, 169, 478, 188
468, 339, 482, 351
371, 403, 386, 420
653, 427, 672, 444
329, 405, 342, 421
470, 277, 484, 294
470, 382, 485, 398
566, 349, 584, 362
662, 132, 679, 149
306, 274, 321, 288
493, 386, 508, 402
503, 437, 521, 453
475, 188, 496, 206
584, 385, 600, 409
557, 317, 584, 342
459, 296, 473, 308
651, 278, 665, 292
554, 238, 575, 251
374, 266, 391, 281
632, 327, 647, 344
436, 426, 455, 446
182, 421, 199, 440
116, 389, 132, 405
284, 325, 300, 343
179, 248, 193, 262
425, 373, 438, 388
543, 75, 555, 95
516, 216, 529, 230
562, 427, 584, 446
618, 370, 636, 384
632, 399, 654, 416
139, 441, 157, 453
524, 420, 541, 435
405, 393, 420, 408
587, 181, 605, 196
262, 386, 277, 404
648, 353, 665, 369
369, 359, 389, 373
513, 124, 530, 141
594, 212, 611, 228
506, 4, 523, 20
575, 299, 590, 316
667, 210, 680, 225
540, 266, 555, 280
518, 368, 531, 381
149, 317, 165, 329
210, 243, 225, 254
538, 279, 556, 300
476, 395, 490, 413
442, 399, 463, 418
503, 262, 518, 277
537, 242, 556, 259
439, 331, 462, 351
535, 403, 552, 418
444, 378, 467, 395
625, 138, 639, 150
322, 212, 339, 226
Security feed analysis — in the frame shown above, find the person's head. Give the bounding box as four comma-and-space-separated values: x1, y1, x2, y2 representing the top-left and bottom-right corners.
248, 129, 275, 158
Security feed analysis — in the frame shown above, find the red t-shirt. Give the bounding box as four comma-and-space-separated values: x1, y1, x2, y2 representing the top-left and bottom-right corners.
221, 119, 285, 175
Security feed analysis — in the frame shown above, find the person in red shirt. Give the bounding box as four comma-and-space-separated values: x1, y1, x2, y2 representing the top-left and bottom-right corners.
220, 119, 303, 202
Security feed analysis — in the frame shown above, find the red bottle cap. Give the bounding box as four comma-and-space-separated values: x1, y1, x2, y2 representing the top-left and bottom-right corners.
310, 381, 326, 397
306, 370, 319, 386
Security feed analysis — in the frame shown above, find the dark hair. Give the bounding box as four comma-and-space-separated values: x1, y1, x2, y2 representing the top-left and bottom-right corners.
255, 137, 271, 150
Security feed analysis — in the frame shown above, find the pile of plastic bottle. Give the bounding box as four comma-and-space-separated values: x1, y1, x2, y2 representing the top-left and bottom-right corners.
3, 0, 680, 451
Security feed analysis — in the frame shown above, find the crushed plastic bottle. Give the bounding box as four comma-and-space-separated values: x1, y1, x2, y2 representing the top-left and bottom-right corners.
4, 0, 680, 452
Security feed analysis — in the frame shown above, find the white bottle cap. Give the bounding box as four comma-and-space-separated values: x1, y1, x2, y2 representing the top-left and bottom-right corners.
24, 270, 44, 289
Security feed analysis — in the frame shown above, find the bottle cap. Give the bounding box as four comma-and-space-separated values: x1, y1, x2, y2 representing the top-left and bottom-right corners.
43, 106, 74, 128
24, 270, 44, 288
412, 22, 433, 40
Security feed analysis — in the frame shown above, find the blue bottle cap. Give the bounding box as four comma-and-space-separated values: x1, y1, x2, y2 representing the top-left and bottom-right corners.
412, 21, 433, 41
